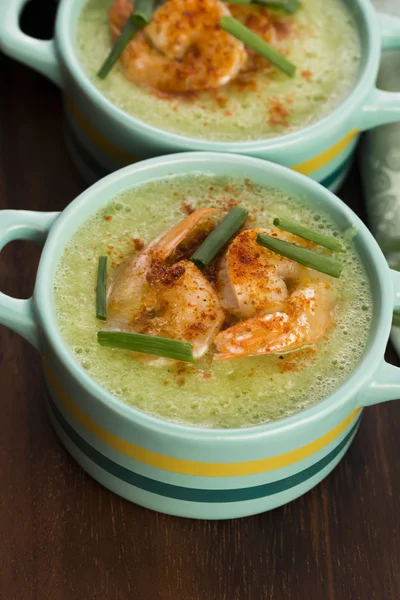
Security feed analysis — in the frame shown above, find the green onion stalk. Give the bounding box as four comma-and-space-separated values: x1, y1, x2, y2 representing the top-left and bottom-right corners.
96, 256, 108, 320
98, 331, 195, 362
191, 205, 248, 270
220, 16, 296, 76
98, 0, 157, 79
256, 233, 343, 278
273, 217, 343, 252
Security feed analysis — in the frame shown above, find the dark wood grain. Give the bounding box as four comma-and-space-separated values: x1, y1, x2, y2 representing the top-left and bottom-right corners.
1, 11, 400, 600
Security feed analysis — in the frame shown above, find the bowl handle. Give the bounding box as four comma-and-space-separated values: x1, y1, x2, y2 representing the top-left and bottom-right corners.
0, 211, 59, 349
0, 0, 62, 87
358, 12, 400, 129
379, 11, 400, 51
362, 269, 400, 406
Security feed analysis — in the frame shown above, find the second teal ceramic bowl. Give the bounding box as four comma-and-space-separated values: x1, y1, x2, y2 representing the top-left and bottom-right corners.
0, 152, 400, 519
2, 0, 400, 188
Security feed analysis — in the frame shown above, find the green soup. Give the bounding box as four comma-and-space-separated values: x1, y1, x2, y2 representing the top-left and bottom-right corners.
76, 0, 361, 142
54, 175, 372, 428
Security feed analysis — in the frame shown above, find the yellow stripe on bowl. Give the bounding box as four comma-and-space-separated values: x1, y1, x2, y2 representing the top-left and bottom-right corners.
292, 129, 359, 175
66, 96, 358, 177
43, 361, 360, 478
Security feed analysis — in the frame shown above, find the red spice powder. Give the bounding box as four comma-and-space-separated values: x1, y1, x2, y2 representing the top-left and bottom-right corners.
216, 96, 228, 108
301, 70, 313, 81
244, 178, 254, 190
133, 238, 144, 250
275, 20, 293, 41
285, 91, 296, 104
216, 197, 241, 212
278, 348, 317, 374
182, 202, 195, 215
267, 97, 291, 127
104, 215, 112, 222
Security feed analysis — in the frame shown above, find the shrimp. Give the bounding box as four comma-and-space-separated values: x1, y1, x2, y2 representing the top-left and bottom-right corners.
107, 209, 225, 361
228, 4, 279, 79
214, 228, 338, 360
109, 0, 247, 94
217, 228, 305, 320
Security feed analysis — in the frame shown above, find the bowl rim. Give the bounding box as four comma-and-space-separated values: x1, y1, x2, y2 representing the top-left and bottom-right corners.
55, 0, 380, 152
35, 152, 391, 441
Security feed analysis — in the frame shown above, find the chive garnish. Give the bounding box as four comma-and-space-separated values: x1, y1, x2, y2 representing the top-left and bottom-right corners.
97, 0, 156, 79
256, 0, 301, 13
223, 0, 301, 14
190, 205, 248, 270
220, 16, 296, 77
131, 0, 156, 28
256, 234, 343, 278
96, 256, 108, 321
97, 331, 195, 362
273, 218, 343, 252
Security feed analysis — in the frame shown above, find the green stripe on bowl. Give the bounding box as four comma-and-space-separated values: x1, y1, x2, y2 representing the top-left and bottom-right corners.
320, 154, 353, 189
48, 395, 359, 504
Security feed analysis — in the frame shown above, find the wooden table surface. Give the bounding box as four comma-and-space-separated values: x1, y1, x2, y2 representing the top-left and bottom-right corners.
1, 4, 400, 599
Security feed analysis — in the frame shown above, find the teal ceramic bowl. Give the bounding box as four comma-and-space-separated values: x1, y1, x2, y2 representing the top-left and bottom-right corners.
2, 0, 400, 189
1, 153, 400, 519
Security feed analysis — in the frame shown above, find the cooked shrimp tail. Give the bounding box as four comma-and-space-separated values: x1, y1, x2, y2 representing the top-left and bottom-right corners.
107, 208, 225, 362
214, 277, 337, 360
215, 227, 338, 359
150, 207, 221, 262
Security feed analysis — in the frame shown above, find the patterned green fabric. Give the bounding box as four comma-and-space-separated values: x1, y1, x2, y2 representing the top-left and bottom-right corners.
360, 0, 400, 350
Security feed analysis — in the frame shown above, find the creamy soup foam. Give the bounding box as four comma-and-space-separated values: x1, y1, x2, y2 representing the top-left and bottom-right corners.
77, 0, 361, 141
54, 175, 372, 428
